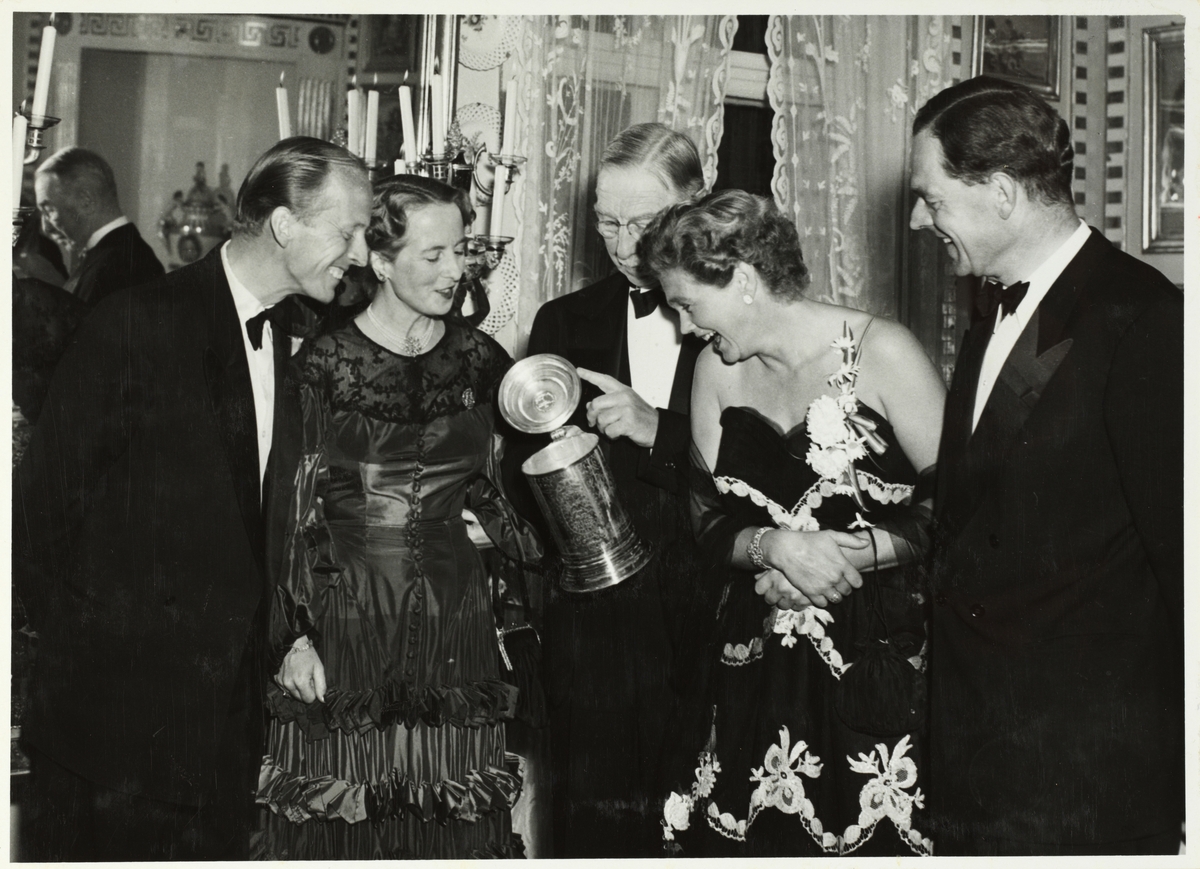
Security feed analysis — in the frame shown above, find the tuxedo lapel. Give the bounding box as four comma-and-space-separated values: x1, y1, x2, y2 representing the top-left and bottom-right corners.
262, 316, 304, 585
936, 316, 993, 525
568, 275, 630, 383
200, 258, 264, 569
941, 237, 1095, 533
668, 334, 704, 414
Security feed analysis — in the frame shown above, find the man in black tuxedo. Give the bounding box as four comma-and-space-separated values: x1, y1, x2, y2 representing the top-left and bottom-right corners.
502, 123, 706, 857
910, 77, 1183, 855
35, 146, 164, 305
14, 137, 372, 860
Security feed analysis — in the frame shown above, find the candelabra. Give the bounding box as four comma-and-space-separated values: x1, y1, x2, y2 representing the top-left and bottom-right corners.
12, 110, 60, 245
472, 151, 526, 205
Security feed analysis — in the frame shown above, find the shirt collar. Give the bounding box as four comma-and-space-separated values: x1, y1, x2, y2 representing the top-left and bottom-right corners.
998, 220, 1090, 331
221, 241, 268, 325
84, 215, 130, 251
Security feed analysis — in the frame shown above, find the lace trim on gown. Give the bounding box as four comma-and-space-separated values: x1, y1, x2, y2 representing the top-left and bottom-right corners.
303, 320, 510, 426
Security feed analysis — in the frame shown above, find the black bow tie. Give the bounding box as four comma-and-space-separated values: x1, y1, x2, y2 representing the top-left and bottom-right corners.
630, 287, 665, 318
246, 305, 287, 350
981, 280, 1030, 321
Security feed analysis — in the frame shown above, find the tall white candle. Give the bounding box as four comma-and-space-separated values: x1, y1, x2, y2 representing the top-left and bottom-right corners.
346, 88, 363, 158
30, 18, 57, 119
276, 73, 292, 140
430, 74, 446, 158
364, 89, 379, 166
13, 114, 29, 208
489, 165, 509, 238
499, 79, 517, 157
398, 85, 417, 164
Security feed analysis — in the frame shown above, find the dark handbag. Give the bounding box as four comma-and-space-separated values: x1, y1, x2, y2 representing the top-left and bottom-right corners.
834, 536, 927, 737
493, 554, 549, 728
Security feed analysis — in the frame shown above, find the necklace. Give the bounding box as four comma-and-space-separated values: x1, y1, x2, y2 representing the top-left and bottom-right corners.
366, 304, 436, 356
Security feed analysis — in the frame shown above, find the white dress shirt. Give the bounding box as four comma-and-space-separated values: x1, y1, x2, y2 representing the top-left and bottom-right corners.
627, 286, 683, 412
221, 241, 276, 488
972, 220, 1090, 431
83, 215, 130, 251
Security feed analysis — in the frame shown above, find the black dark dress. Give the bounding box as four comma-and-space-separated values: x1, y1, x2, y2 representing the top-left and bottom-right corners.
662, 397, 935, 857
255, 319, 541, 859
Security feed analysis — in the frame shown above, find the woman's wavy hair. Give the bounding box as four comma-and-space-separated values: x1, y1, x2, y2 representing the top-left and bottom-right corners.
366, 174, 474, 262
638, 189, 810, 300
912, 76, 1075, 208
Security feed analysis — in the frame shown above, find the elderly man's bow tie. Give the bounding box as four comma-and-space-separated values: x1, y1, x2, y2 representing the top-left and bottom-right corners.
246, 305, 287, 350
630, 287, 665, 318
983, 280, 1030, 320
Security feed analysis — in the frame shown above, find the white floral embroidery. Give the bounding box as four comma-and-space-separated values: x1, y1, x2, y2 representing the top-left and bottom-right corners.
662, 727, 933, 855
661, 791, 693, 841
844, 734, 934, 855
772, 606, 847, 677
720, 636, 763, 666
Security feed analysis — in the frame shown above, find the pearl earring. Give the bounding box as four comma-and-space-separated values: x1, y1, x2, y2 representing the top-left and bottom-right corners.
742, 294, 753, 305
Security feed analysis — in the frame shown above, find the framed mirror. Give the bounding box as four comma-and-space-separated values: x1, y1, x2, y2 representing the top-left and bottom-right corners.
1142, 23, 1184, 253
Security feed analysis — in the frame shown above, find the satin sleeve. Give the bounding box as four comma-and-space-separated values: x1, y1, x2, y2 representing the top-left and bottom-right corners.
467, 434, 544, 566
268, 379, 344, 671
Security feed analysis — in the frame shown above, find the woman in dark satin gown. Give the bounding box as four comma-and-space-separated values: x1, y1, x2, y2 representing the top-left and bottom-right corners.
255, 176, 541, 859
638, 190, 946, 857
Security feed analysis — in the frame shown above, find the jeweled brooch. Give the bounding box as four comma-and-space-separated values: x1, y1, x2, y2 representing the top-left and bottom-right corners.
462, 387, 475, 409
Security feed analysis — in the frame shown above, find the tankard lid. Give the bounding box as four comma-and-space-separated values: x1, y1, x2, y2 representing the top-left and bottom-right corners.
498, 353, 582, 434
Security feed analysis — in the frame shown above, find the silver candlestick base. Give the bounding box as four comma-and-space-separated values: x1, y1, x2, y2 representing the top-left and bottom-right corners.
472, 152, 526, 205
18, 111, 61, 165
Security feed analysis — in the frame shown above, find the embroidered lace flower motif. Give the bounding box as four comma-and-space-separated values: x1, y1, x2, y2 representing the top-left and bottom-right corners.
848, 734, 924, 831
662, 791, 693, 840
849, 512, 875, 530
694, 753, 721, 798
773, 606, 847, 675
749, 726, 823, 816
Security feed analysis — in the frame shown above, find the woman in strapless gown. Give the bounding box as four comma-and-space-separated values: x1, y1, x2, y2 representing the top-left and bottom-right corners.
255, 176, 541, 859
638, 190, 946, 856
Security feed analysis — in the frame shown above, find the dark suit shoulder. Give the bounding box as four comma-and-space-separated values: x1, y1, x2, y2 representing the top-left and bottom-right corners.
1078, 230, 1182, 312
531, 272, 626, 324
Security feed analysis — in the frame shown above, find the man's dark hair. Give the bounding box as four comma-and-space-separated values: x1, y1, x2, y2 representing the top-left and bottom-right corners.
912, 76, 1075, 207
36, 147, 120, 207
233, 136, 367, 236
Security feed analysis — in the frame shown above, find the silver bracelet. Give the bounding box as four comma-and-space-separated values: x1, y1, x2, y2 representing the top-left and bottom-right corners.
286, 640, 311, 656
747, 526, 771, 570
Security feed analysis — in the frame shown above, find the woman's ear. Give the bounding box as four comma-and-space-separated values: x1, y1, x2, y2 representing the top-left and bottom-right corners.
368, 250, 389, 282
733, 261, 758, 302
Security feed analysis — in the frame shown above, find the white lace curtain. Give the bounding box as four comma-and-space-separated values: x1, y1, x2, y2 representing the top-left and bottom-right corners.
766, 16, 956, 323
506, 15, 738, 355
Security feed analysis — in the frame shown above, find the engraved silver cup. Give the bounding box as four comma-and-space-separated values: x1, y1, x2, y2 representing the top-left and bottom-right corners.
499, 354, 651, 592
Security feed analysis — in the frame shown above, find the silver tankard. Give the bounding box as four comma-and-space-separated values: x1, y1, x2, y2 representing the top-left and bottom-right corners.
499, 354, 651, 592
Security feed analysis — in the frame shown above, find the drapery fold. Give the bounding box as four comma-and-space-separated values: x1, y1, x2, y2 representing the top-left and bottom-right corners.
766, 16, 956, 322
507, 15, 737, 356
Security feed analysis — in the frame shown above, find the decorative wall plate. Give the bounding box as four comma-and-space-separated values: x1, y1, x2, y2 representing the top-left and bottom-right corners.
459, 15, 521, 71
478, 242, 518, 336
455, 102, 502, 155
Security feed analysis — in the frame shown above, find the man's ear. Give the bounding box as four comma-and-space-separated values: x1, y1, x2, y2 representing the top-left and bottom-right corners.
992, 170, 1020, 220
269, 206, 293, 247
